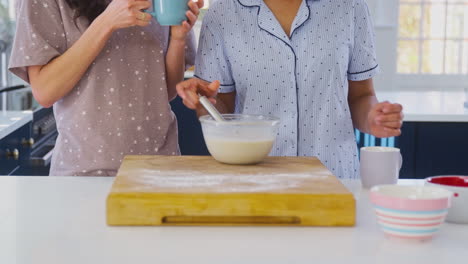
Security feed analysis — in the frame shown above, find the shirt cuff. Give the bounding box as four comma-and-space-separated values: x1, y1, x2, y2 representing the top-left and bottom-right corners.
347, 65, 380, 81
9, 54, 61, 83
218, 84, 236, 93
193, 74, 236, 93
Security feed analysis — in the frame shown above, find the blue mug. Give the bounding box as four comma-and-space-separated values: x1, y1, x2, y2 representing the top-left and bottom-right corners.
147, 0, 190, 26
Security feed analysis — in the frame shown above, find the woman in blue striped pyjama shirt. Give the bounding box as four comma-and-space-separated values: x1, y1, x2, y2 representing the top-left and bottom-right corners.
177, 0, 404, 179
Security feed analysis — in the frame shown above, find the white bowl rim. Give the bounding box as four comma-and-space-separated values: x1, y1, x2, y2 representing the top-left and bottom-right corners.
370, 184, 453, 200
199, 114, 280, 126
360, 146, 400, 152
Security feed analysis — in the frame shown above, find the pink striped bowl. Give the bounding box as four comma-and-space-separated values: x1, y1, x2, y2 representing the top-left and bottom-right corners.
370, 185, 452, 241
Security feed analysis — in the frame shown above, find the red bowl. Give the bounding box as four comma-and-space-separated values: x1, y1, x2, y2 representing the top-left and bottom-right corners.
427, 176, 468, 188
425, 176, 468, 224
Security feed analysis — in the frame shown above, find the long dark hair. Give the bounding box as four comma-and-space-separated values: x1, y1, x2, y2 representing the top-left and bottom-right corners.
65, 0, 109, 23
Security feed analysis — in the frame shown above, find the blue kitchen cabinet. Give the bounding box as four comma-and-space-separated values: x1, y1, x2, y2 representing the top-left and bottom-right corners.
170, 96, 210, 156
0, 121, 32, 175
397, 122, 468, 179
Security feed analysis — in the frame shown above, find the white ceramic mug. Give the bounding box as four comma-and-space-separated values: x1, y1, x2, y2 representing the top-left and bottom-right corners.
360, 147, 403, 188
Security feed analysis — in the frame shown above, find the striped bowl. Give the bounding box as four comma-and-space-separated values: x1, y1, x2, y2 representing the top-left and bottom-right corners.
370, 185, 452, 241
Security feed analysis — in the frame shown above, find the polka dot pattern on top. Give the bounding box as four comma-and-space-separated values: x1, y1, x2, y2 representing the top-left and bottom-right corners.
9, 0, 196, 176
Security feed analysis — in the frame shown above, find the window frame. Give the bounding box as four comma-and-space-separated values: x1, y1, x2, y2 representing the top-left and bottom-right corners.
395, 0, 468, 90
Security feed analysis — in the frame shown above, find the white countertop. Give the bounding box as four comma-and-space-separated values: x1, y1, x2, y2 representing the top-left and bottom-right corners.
378, 90, 468, 122
1, 177, 467, 264
0, 110, 33, 139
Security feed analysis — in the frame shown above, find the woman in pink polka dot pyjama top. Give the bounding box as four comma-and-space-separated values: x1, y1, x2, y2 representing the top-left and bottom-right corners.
9, 0, 203, 176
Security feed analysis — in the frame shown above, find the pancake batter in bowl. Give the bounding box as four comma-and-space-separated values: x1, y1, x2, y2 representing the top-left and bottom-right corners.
205, 138, 274, 165
200, 114, 279, 165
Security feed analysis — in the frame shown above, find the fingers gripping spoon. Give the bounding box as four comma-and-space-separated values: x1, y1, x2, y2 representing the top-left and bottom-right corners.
198, 95, 226, 122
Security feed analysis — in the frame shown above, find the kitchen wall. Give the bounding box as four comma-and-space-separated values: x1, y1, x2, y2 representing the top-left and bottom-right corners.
0, 0, 45, 111
366, 0, 399, 92
1, 0, 22, 88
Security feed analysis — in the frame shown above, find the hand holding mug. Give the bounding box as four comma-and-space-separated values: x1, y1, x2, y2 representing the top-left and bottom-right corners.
171, 0, 204, 41
101, 0, 153, 31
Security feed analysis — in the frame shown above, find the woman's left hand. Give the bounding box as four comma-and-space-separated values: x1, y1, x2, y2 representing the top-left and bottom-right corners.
367, 101, 404, 138
170, 0, 204, 41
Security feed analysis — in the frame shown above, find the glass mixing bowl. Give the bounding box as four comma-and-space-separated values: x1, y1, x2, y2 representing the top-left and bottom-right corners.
200, 114, 280, 165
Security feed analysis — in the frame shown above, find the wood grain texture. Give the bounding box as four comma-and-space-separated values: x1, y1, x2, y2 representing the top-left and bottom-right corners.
107, 156, 356, 226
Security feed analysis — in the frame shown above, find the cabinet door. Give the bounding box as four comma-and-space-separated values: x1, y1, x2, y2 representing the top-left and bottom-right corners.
396, 123, 417, 179
0, 122, 32, 175
414, 122, 468, 178
170, 96, 210, 156
0, 149, 18, 175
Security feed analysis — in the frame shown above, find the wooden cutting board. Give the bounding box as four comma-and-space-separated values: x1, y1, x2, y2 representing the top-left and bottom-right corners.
106, 156, 355, 226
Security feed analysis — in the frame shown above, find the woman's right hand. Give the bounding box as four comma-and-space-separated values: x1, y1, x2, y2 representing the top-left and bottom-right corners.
176, 78, 220, 110
100, 0, 153, 32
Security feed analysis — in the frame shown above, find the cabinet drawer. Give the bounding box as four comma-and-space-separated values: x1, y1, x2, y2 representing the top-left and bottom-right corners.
0, 122, 32, 175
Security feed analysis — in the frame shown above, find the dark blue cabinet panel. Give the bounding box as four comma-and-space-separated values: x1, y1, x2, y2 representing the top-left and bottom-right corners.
170, 96, 210, 156
0, 122, 32, 175
399, 122, 468, 179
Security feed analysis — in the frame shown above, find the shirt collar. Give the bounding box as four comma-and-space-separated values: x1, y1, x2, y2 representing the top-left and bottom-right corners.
237, 0, 318, 7
237, 0, 314, 43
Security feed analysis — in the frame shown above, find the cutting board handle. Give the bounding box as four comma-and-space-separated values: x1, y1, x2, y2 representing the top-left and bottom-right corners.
162, 216, 301, 225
